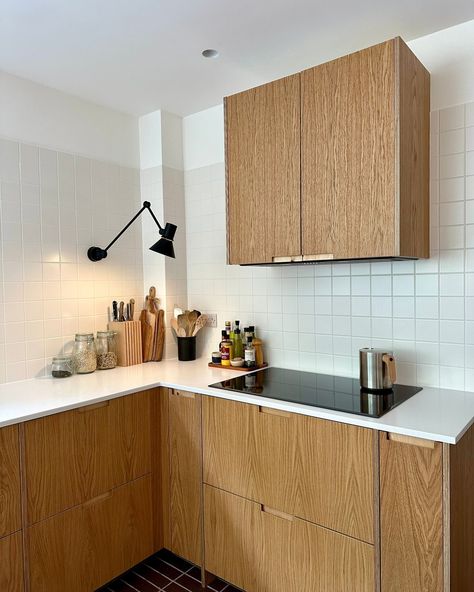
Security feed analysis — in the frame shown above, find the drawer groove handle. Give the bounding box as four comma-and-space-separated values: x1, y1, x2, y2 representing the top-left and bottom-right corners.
77, 400, 110, 413
82, 490, 112, 508
258, 406, 291, 418
303, 253, 334, 261
261, 505, 294, 521
387, 432, 435, 449
172, 390, 195, 399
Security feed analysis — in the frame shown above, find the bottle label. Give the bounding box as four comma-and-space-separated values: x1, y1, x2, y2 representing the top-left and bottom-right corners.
221, 345, 231, 366
245, 349, 255, 363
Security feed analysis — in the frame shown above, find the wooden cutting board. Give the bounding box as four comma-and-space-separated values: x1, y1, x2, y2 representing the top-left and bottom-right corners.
154, 309, 165, 361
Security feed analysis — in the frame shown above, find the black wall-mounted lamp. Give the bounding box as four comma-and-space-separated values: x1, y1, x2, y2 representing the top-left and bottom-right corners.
87, 201, 177, 261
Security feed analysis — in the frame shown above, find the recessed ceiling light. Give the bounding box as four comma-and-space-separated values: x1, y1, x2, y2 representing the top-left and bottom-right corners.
202, 49, 219, 59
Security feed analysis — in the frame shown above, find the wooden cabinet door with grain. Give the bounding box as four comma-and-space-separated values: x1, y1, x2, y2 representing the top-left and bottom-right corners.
28, 475, 153, 592
168, 390, 203, 566
380, 432, 443, 592
301, 40, 396, 260
203, 397, 298, 515
0, 425, 21, 538
24, 391, 152, 524
225, 74, 301, 264
0, 533, 24, 592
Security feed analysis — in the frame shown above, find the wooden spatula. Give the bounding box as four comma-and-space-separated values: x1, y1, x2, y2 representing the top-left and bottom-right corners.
154, 309, 165, 361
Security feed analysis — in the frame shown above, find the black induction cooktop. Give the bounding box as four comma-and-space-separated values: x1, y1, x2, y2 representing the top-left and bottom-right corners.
209, 367, 422, 418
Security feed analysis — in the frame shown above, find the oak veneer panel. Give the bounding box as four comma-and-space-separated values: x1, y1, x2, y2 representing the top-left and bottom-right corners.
449, 422, 474, 591
380, 432, 443, 592
203, 397, 298, 515
204, 484, 298, 592
169, 390, 203, 566
297, 518, 374, 592
0, 532, 24, 592
0, 425, 21, 538
225, 74, 301, 264
397, 38, 430, 258
152, 387, 170, 551
24, 391, 152, 524
302, 40, 396, 260
296, 415, 374, 544
204, 485, 374, 592
28, 475, 153, 592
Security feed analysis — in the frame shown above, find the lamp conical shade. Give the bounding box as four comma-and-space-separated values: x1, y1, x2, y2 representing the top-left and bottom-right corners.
150, 237, 175, 258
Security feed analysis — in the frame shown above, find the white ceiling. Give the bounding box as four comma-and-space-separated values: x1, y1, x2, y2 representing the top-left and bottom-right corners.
1, 1, 473, 116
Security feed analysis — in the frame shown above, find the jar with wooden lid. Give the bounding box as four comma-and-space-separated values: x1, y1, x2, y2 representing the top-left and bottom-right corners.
96, 331, 118, 369
73, 333, 97, 374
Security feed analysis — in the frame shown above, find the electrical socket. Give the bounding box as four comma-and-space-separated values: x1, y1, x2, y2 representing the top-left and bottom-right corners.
205, 313, 218, 328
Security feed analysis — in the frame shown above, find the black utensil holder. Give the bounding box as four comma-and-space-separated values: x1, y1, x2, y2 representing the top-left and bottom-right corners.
177, 336, 196, 361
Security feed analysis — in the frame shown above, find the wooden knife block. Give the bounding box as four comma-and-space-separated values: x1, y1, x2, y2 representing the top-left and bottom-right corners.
108, 321, 143, 366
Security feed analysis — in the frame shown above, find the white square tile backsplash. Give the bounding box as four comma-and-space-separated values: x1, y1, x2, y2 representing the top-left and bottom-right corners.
184, 101, 474, 391
0, 138, 143, 382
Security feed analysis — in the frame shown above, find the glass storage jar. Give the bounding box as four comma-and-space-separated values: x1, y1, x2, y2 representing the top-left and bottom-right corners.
72, 333, 97, 374
96, 331, 118, 370
51, 356, 74, 378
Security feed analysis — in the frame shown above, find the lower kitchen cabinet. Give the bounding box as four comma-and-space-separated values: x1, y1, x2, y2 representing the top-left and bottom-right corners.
0, 425, 22, 538
380, 433, 443, 592
204, 484, 374, 592
28, 475, 153, 592
0, 532, 24, 592
203, 396, 374, 543
167, 389, 203, 566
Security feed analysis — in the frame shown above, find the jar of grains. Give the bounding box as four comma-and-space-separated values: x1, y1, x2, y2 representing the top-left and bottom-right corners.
51, 356, 74, 378
73, 333, 97, 374
96, 331, 118, 370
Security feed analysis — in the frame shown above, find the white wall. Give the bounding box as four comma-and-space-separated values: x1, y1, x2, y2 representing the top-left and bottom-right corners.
183, 105, 225, 170
408, 19, 474, 111
0, 71, 140, 167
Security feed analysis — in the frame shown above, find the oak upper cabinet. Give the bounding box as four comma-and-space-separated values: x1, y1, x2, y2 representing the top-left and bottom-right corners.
301, 37, 429, 260
225, 74, 301, 264
225, 37, 429, 264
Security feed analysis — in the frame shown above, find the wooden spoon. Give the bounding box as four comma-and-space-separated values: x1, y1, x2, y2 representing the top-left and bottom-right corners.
192, 314, 207, 336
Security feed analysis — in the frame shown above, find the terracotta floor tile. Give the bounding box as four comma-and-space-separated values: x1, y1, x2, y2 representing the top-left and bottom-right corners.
97, 550, 244, 592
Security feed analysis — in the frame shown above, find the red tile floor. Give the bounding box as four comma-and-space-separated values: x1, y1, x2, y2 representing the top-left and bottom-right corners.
97, 549, 243, 592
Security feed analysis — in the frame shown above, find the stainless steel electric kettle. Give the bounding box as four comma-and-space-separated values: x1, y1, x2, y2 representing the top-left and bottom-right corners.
359, 348, 397, 391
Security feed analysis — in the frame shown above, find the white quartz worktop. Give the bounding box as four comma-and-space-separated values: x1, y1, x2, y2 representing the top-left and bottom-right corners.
0, 358, 473, 444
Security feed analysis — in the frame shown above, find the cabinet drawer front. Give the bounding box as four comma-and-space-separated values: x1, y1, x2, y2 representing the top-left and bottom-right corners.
296, 518, 374, 592
25, 390, 152, 524
0, 425, 21, 537
204, 485, 374, 592
204, 485, 298, 592
296, 415, 375, 543
28, 475, 153, 592
203, 397, 374, 542
0, 532, 24, 592
203, 397, 298, 514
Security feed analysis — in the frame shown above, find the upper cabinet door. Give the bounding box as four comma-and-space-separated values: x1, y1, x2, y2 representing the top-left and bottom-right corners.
301, 38, 429, 260
301, 40, 396, 260
225, 75, 301, 264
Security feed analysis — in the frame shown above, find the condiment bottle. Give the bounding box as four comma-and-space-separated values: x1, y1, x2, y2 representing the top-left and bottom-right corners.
225, 321, 231, 337
252, 337, 264, 367
233, 328, 243, 359
244, 337, 256, 368
221, 341, 233, 366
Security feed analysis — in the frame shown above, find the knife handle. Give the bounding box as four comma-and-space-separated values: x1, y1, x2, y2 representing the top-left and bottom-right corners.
112, 301, 118, 322
119, 301, 125, 322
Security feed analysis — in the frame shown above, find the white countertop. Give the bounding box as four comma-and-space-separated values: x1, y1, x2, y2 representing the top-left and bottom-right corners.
0, 358, 473, 444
